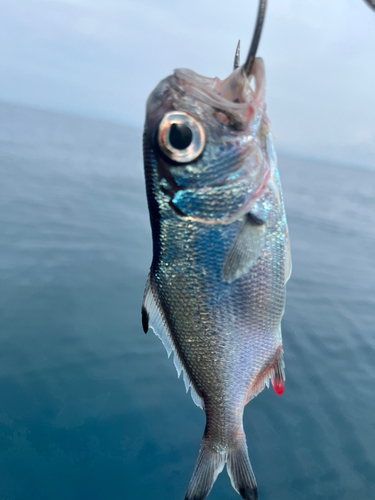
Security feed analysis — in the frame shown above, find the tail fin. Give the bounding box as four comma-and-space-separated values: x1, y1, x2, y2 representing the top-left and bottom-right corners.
227, 436, 258, 500
184, 439, 226, 500
184, 434, 258, 500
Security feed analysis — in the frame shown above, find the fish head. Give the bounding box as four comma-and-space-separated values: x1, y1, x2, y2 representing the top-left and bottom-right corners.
144, 58, 271, 223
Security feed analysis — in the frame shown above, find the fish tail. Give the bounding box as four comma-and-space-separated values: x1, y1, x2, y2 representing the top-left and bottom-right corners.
184, 437, 226, 500
184, 432, 257, 500
227, 434, 258, 500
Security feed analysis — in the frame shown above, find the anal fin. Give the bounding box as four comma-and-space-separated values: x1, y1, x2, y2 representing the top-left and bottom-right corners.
246, 346, 285, 403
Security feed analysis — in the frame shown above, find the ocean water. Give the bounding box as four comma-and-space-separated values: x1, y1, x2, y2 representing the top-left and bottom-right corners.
0, 100, 374, 500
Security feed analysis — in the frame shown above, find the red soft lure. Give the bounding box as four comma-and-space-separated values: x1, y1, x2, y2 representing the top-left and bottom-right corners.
272, 378, 285, 396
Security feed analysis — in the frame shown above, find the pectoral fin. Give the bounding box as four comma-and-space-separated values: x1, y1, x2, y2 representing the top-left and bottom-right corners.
284, 228, 292, 284
222, 213, 266, 284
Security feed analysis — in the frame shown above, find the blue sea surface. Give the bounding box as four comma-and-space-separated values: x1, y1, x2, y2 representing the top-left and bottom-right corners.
0, 100, 374, 500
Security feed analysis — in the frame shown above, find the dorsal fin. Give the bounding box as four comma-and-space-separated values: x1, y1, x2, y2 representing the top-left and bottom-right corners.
142, 275, 204, 410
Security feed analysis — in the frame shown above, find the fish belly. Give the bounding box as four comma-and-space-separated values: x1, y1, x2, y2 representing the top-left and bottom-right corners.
153, 216, 285, 423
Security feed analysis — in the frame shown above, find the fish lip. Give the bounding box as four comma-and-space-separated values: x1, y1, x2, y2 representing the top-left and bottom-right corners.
145, 58, 265, 139
173, 58, 265, 128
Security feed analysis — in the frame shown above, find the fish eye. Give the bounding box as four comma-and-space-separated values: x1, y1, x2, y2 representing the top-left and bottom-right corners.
158, 111, 205, 163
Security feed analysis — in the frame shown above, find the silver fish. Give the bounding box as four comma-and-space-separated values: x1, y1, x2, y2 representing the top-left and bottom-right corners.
141, 2, 291, 499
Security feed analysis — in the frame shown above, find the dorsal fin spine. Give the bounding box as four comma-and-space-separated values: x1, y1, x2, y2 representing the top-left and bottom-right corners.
142, 274, 204, 409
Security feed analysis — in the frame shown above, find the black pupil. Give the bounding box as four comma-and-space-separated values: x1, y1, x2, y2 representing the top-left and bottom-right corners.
169, 123, 193, 150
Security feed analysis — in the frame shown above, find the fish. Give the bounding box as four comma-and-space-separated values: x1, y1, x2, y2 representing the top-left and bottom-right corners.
141, 1, 291, 499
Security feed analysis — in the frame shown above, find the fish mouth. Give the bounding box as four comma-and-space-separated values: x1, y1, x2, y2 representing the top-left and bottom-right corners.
173, 57, 265, 129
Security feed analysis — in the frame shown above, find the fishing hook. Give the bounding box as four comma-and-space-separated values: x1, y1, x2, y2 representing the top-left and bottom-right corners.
363, 0, 375, 10
240, 0, 373, 76
243, 0, 267, 77
233, 40, 241, 70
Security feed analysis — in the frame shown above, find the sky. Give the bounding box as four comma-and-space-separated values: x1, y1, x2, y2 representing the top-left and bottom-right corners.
1, 0, 375, 168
